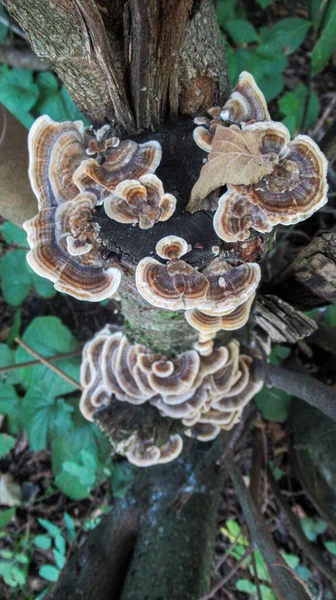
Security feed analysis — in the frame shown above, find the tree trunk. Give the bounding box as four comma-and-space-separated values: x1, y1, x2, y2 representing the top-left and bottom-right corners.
1, 2, 232, 598
49, 440, 226, 600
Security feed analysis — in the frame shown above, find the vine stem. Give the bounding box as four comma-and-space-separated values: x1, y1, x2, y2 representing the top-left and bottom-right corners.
0, 348, 83, 374
14, 337, 83, 391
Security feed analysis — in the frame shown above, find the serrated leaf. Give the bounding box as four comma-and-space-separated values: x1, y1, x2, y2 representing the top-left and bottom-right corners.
259, 17, 312, 55
311, 4, 336, 75
0, 250, 32, 306
190, 126, 276, 206
39, 564, 60, 582
0, 222, 29, 248
22, 386, 73, 451
224, 19, 260, 44
0, 508, 15, 529
15, 316, 79, 395
255, 387, 292, 423
34, 535, 52, 550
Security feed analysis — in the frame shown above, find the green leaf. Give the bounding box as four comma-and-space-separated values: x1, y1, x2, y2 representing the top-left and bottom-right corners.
269, 345, 291, 366
301, 517, 327, 541
0, 250, 32, 306
23, 386, 74, 451
11, 564, 26, 586
0, 69, 39, 128
39, 564, 60, 582
0, 508, 15, 529
311, 3, 336, 75
255, 387, 292, 423
7, 309, 22, 349
259, 18, 312, 54
224, 20, 260, 45
249, 550, 270, 582
296, 565, 312, 580
38, 518, 61, 538
0, 383, 22, 434
15, 316, 79, 395
0, 434, 15, 458
236, 578, 256, 594
53, 549, 66, 570
63, 512, 76, 539
324, 540, 336, 556
0, 222, 29, 248
256, 0, 274, 8
15, 553, 29, 565
34, 535, 52, 550
325, 304, 336, 327
28, 266, 57, 298
279, 83, 320, 135
55, 533, 66, 556
282, 552, 300, 570
0, 346, 21, 385
217, 0, 242, 25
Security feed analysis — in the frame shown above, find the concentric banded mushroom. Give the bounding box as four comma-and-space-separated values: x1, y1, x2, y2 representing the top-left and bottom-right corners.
220, 71, 271, 123
213, 188, 272, 243
135, 236, 209, 310
104, 174, 176, 229
79, 329, 263, 461
24, 116, 122, 301
197, 259, 260, 315
79, 139, 162, 192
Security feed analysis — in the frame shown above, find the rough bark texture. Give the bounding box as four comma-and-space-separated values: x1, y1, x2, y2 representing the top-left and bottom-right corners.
119, 275, 198, 354
49, 439, 226, 600
254, 295, 317, 343
3, 0, 230, 133
274, 230, 336, 309
0, 108, 37, 226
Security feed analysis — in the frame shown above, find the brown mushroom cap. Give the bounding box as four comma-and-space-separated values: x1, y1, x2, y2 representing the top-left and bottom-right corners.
155, 235, 190, 260
135, 257, 209, 310
28, 115, 86, 209
239, 126, 328, 224
79, 139, 162, 192
197, 259, 260, 315
220, 71, 271, 123
213, 187, 272, 243
103, 175, 176, 229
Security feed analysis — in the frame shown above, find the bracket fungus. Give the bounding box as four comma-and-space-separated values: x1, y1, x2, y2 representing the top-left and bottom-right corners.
24, 116, 165, 301
103, 174, 176, 229
80, 328, 263, 465
135, 236, 209, 310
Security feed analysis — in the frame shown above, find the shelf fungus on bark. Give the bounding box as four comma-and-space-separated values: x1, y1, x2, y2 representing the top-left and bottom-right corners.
192, 72, 270, 155
103, 175, 176, 229
79, 329, 263, 464
186, 293, 256, 334
197, 258, 260, 316
135, 235, 209, 310
24, 116, 121, 301
79, 139, 162, 192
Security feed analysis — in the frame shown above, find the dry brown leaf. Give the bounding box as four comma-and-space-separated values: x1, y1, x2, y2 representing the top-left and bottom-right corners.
189, 125, 277, 209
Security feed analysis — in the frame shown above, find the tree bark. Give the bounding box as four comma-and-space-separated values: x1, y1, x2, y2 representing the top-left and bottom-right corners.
3, 0, 230, 133
49, 439, 226, 600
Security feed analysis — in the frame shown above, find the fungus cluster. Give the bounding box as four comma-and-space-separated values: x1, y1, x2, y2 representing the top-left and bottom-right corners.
80, 327, 263, 466
190, 71, 328, 243
23, 116, 163, 301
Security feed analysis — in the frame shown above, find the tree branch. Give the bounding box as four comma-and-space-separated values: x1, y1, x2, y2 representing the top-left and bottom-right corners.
253, 359, 336, 424
226, 451, 313, 600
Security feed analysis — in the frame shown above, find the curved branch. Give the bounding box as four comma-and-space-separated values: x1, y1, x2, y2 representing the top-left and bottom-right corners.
253, 359, 336, 423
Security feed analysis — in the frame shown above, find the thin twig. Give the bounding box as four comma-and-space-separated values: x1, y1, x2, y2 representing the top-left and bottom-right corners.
15, 338, 83, 391
311, 95, 336, 138
199, 547, 253, 600
0, 43, 48, 70
0, 348, 83, 374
